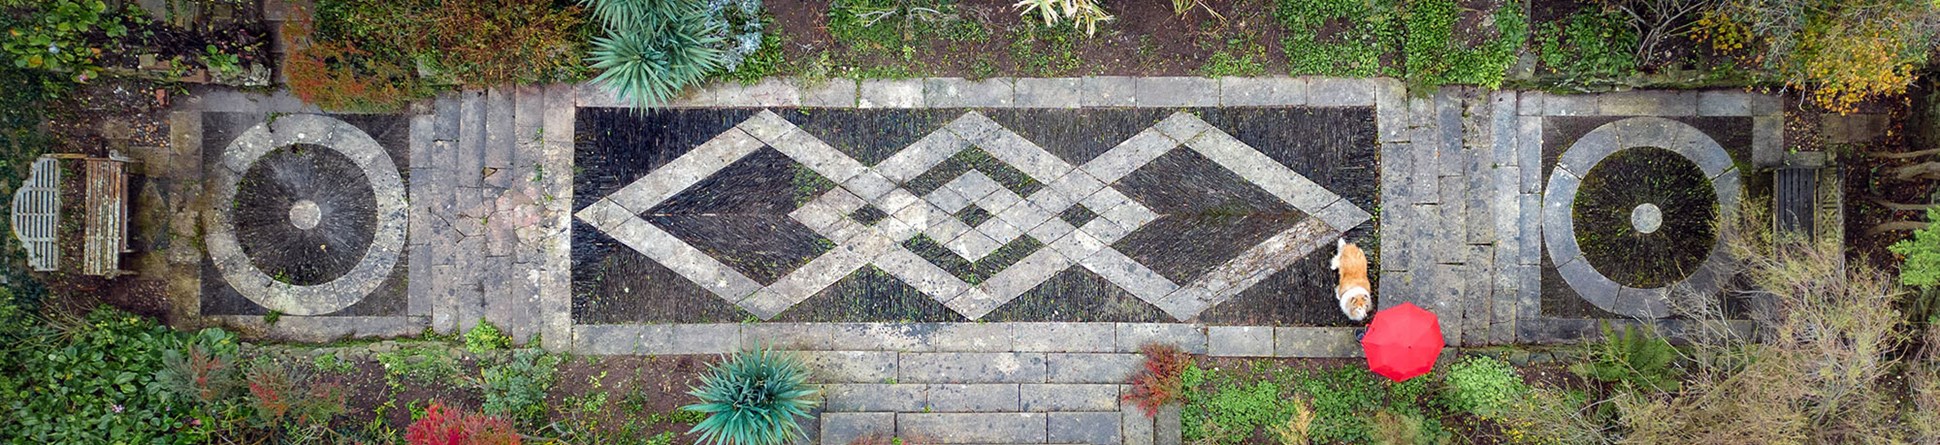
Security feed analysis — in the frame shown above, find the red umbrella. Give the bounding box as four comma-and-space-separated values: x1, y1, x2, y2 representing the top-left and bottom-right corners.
1361, 302, 1445, 382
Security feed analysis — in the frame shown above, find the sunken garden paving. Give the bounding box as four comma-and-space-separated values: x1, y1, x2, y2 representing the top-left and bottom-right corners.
169, 78, 1789, 352
160, 78, 1788, 445
568, 106, 1379, 327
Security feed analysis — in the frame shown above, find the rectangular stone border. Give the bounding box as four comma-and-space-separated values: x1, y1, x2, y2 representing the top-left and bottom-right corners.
1517, 90, 1783, 167
207, 315, 430, 343
575, 76, 1380, 109
571, 323, 1365, 358
567, 77, 1388, 360
171, 96, 441, 340
1510, 90, 1778, 344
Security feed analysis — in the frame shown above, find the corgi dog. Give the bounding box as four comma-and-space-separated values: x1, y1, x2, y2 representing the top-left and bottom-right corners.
1330, 238, 1373, 321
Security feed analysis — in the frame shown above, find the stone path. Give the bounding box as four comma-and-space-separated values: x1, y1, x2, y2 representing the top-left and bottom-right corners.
158, 77, 1785, 444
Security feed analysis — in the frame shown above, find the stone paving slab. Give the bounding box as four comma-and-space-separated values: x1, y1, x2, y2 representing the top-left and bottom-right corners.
822, 412, 895, 445
824, 384, 930, 412
1050, 412, 1122, 445
900, 352, 1047, 384
899, 413, 1049, 444
928, 384, 1023, 412
1021, 384, 1119, 412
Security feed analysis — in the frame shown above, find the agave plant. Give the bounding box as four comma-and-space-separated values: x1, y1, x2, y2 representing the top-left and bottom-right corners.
682, 348, 820, 445
1012, 0, 1112, 36
584, 0, 728, 108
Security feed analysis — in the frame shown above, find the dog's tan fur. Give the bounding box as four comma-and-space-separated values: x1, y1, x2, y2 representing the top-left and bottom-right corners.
1330, 238, 1373, 321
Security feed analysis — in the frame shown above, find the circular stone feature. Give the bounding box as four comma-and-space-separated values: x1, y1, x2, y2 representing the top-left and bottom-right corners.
1544, 116, 1742, 319
204, 114, 408, 316
234, 144, 378, 285
289, 200, 322, 230
1631, 203, 1662, 234
1574, 147, 1716, 288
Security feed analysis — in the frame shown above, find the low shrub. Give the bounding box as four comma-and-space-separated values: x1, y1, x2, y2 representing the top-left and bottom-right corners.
1712, 0, 1939, 112
1438, 355, 1528, 419
1610, 220, 1911, 443
465, 320, 512, 354
479, 349, 561, 428
1123, 343, 1193, 416
682, 348, 819, 445
314, 0, 588, 87
0, 306, 195, 444
284, 28, 422, 112
1890, 207, 1940, 289
1535, 10, 1639, 84
1299, 366, 1435, 443
153, 328, 350, 442
0, 0, 131, 81
241, 357, 348, 428
1497, 387, 1609, 445
406, 402, 523, 445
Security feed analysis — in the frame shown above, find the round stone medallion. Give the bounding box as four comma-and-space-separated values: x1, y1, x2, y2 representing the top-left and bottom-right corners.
205, 114, 407, 316
1631, 204, 1662, 234
233, 144, 378, 286
1572, 146, 1717, 289
1543, 117, 1740, 318
290, 200, 322, 230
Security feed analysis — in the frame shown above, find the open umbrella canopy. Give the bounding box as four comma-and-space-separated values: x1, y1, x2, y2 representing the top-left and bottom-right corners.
1361, 302, 1444, 382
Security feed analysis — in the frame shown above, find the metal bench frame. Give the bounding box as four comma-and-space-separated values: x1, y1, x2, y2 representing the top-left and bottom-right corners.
8, 152, 138, 277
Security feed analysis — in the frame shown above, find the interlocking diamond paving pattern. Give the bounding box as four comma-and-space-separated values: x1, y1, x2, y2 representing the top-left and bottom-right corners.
575, 110, 1372, 321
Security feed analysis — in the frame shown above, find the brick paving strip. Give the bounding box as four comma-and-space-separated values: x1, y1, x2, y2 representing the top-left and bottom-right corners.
164, 77, 1781, 444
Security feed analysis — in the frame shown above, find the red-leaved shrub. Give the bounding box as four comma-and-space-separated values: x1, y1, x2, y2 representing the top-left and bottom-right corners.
1121, 343, 1193, 417
405, 402, 521, 445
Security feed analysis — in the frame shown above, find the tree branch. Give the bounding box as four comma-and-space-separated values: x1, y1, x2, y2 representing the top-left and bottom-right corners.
1869, 147, 1940, 159
1868, 197, 1935, 212
1868, 221, 1930, 236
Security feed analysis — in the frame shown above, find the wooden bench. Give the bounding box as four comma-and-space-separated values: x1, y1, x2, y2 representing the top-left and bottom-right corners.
8, 152, 138, 277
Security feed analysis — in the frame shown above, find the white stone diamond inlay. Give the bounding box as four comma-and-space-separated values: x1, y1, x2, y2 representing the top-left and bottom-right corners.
576, 110, 1373, 321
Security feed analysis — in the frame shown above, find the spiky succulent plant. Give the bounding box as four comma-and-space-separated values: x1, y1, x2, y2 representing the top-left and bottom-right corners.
583, 0, 727, 108
682, 348, 820, 445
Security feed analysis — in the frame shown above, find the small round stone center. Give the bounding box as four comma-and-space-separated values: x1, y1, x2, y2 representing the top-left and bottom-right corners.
1631, 203, 1663, 234
289, 200, 322, 230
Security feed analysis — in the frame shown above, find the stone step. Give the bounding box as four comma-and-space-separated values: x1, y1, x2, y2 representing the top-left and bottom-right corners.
483, 89, 515, 173
799, 351, 1142, 385
819, 412, 1126, 445
457, 89, 486, 188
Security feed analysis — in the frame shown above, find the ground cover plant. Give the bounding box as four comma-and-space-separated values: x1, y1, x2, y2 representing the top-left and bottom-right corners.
293, 0, 587, 110
1534, 8, 1640, 87
1400, 0, 1526, 89
1275, 0, 1402, 78
1179, 359, 1447, 444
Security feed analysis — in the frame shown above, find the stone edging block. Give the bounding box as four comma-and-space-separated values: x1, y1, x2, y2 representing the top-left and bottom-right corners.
572, 76, 1382, 109
572, 323, 1375, 358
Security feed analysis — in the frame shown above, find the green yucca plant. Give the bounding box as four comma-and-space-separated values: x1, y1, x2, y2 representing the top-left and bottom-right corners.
584, 0, 727, 108
682, 348, 820, 445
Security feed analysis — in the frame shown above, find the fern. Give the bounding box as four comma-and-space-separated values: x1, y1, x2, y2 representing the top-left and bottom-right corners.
1571, 323, 1682, 393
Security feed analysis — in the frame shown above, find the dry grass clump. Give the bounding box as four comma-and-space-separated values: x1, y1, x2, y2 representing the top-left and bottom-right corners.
1614, 212, 1911, 444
